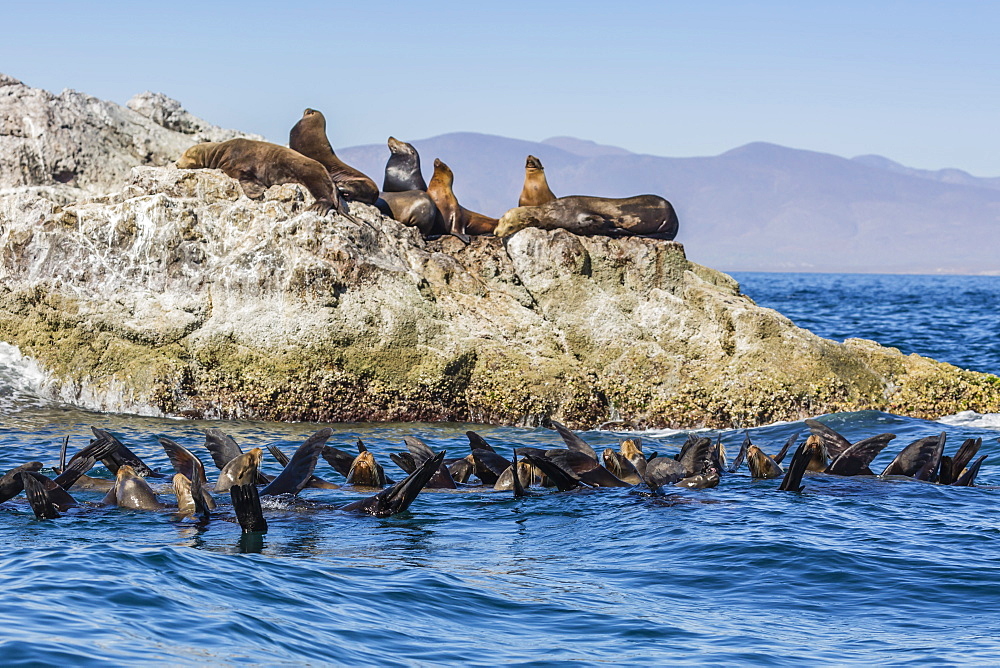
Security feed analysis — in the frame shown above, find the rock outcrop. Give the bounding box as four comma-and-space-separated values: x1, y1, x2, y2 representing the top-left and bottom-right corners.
1, 75, 998, 427
0, 74, 256, 194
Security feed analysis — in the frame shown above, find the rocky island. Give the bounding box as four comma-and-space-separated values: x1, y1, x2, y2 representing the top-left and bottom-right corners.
1, 74, 998, 428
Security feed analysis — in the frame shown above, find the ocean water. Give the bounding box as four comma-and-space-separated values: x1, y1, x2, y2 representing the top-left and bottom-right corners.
1, 273, 999, 666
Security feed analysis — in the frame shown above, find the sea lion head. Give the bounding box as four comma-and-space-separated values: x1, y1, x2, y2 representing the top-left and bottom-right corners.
388, 136, 416, 156
346, 451, 383, 487
300, 108, 326, 128
431, 158, 454, 186
746, 445, 771, 478
176, 142, 216, 169
525, 155, 544, 170
495, 205, 543, 237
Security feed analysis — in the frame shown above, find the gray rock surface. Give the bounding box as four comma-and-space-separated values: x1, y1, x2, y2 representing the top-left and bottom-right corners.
0, 75, 257, 195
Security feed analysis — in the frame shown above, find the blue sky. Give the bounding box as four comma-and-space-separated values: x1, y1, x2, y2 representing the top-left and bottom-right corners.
3, 1, 998, 174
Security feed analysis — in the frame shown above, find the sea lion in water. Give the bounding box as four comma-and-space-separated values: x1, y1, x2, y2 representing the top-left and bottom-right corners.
289, 108, 379, 204
375, 191, 438, 234
104, 465, 164, 510
177, 138, 350, 218
383, 137, 428, 192
426, 159, 498, 235
746, 445, 783, 480
496, 195, 678, 239
518, 155, 557, 207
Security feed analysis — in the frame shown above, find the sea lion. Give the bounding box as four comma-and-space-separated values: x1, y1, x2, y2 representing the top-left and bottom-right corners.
340, 450, 446, 517
0, 462, 44, 504
375, 190, 438, 234
21, 473, 62, 519
426, 159, 498, 235
289, 108, 379, 204
496, 195, 678, 239
104, 465, 164, 510
746, 445, 783, 479
881, 433, 946, 479
217, 448, 264, 493
177, 138, 350, 217
383, 137, 428, 192
346, 449, 389, 488
518, 155, 557, 207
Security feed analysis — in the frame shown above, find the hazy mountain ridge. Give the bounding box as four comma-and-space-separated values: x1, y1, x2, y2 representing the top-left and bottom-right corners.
341, 135, 1000, 274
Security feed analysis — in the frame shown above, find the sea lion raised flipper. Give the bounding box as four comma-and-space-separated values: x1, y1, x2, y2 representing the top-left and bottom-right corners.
951, 454, 988, 487
550, 420, 598, 460
466, 431, 497, 453
880, 433, 946, 478
20, 472, 60, 520
322, 446, 358, 478
727, 432, 750, 473
259, 428, 333, 496
402, 436, 456, 488
91, 427, 162, 478
158, 437, 215, 513
231, 483, 268, 533
340, 451, 446, 517
825, 433, 896, 476
521, 455, 587, 492
510, 451, 527, 499
950, 438, 982, 479
772, 430, 802, 466
269, 444, 341, 490
676, 435, 716, 477
203, 429, 243, 468
23, 472, 76, 511
778, 439, 816, 492
471, 449, 511, 485
54, 436, 120, 490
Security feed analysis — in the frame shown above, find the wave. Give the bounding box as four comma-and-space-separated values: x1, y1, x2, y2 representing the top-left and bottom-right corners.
936, 410, 1000, 430
0, 342, 52, 410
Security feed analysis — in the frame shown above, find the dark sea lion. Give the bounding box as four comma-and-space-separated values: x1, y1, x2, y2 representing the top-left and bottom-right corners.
727, 432, 751, 473
676, 435, 723, 477
267, 444, 340, 490
21, 472, 61, 520
177, 138, 351, 217
448, 457, 475, 483
260, 428, 333, 496
545, 449, 630, 487
375, 190, 438, 234
383, 137, 428, 192
340, 451, 446, 517
399, 436, 456, 489
880, 433, 946, 479
23, 472, 76, 511
289, 108, 379, 204
91, 427, 162, 478
951, 454, 987, 486
746, 445, 783, 479
105, 465, 164, 510
675, 470, 720, 489
939, 438, 982, 485
0, 463, 48, 504
518, 155, 557, 207
496, 195, 678, 239
778, 438, 821, 492
426, 159, 498, 235
825, 433, 896, 476
643, 457, 687, 491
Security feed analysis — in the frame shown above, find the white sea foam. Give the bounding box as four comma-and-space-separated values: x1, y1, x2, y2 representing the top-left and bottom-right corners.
936, 410, 1000, 431
0, 341, 54, 410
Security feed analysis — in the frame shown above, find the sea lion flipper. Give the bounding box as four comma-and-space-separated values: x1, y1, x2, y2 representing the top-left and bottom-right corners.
727, 432, 750, 473
826, 433, 895, 476
771, 429, 801, 465
522, 455, 585, 492
203, 429, 244, 470
91, 427, 161, 478
778, 439, 814, 492
550, 420, 598, 460
323, 446, 359, 477
230, 483, 268, 533
466, 431, 496, 453
20, 472, 60, 520
951, 454, 988, 487
511, 451, 526, 499
259, 428, 333, 496
54, 436, 120, 490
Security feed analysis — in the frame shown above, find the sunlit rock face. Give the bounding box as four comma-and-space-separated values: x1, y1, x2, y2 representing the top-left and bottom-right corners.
1, 75, 998, 427
0, 74, 256, 194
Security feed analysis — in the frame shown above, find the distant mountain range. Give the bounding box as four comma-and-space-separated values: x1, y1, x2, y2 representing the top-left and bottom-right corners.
341, 134, 1000, 274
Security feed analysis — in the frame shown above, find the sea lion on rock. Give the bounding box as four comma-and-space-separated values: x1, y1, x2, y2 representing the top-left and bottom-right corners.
518, 155, 557, 207
427, 159, 498, 235
289, 108, 379, 204
383, 137, 428, 192
177, 138, 350, 217
375, 190, 438, 234
496, 195, 678, 239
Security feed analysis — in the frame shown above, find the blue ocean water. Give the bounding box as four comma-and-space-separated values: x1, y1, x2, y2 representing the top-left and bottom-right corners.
1, 273, 999, 666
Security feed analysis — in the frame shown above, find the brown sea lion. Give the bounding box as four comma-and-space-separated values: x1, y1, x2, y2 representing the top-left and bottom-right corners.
746, 445, 783, 479
518, 155, 557, 207
177, 138, 349, 217
375, 190, 438, 234
103, 465, 164, 510
289, 108, 379, 204
383, 137, 428, 192
495, 195, 678, 239
426, 158, 498, 235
